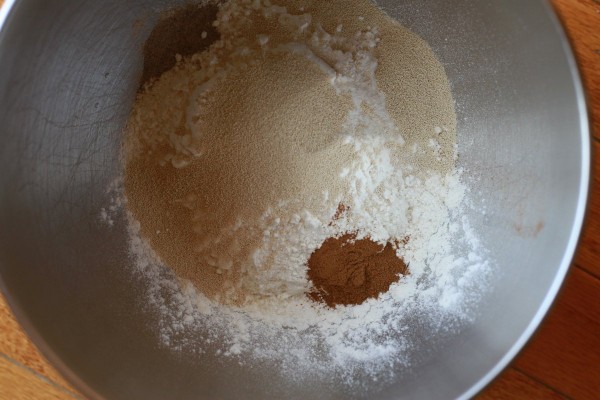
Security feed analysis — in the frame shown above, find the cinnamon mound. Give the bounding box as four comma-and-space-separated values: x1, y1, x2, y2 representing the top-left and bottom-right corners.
307, 233, 409, 307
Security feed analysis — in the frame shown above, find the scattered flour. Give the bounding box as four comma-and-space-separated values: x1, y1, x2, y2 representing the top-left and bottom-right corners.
101, 0, 493, 392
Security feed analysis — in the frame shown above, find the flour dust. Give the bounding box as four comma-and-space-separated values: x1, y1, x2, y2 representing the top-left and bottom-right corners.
100, 0, 493, 392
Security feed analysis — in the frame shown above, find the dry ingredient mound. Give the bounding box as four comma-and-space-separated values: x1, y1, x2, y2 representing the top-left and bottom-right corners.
113, 0, 492, 390
124, 0, 457, 307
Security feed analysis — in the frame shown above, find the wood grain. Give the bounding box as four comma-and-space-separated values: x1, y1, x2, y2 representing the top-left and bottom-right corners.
513, 267, 600, 399
0, 0, 599, 399
0, 297, 79, 392
550, 0, 600, 140
0, 356, 77, 400
478, 369, 566, 400
575, 141, 600, 278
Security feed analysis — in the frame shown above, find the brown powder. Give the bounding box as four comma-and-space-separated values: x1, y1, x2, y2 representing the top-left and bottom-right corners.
307, 233, 409, 307
125, 0, 454, 306
126, 29, 354, 302
329, 203, 349, 226
140, 3, 219, 87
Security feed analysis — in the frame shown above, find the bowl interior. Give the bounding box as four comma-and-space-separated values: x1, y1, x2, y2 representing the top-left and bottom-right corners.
0, 0, 588, 399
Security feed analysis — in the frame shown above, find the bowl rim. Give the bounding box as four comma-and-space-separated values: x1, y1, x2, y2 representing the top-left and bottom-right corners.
460, 1, 591, 398
0, 0, 591, 399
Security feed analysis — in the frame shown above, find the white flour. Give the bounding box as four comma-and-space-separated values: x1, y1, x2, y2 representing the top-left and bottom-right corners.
106, 166, 491, 388
104, 0, 493, 391
119, 189, 490, 385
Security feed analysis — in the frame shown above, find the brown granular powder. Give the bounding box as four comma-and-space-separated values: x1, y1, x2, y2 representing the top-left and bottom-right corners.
140, 3, 219, 87
329, 203, 349, 226
126, 0, 455, 305
307, 233, 409, 307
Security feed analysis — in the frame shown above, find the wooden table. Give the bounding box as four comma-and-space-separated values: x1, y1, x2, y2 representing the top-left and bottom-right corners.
0, 0, 599, 398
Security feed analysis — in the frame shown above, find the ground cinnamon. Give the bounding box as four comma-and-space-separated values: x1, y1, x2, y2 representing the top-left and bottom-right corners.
307, 233, 409, 307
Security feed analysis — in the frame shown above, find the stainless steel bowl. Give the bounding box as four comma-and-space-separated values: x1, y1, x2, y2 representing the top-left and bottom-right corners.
0, 0, 589, 399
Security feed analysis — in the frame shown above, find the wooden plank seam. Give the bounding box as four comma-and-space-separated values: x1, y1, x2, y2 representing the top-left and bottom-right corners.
0, 352, 81, 399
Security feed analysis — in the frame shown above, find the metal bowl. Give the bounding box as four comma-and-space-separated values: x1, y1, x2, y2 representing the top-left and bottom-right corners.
0, 0, 589, 399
